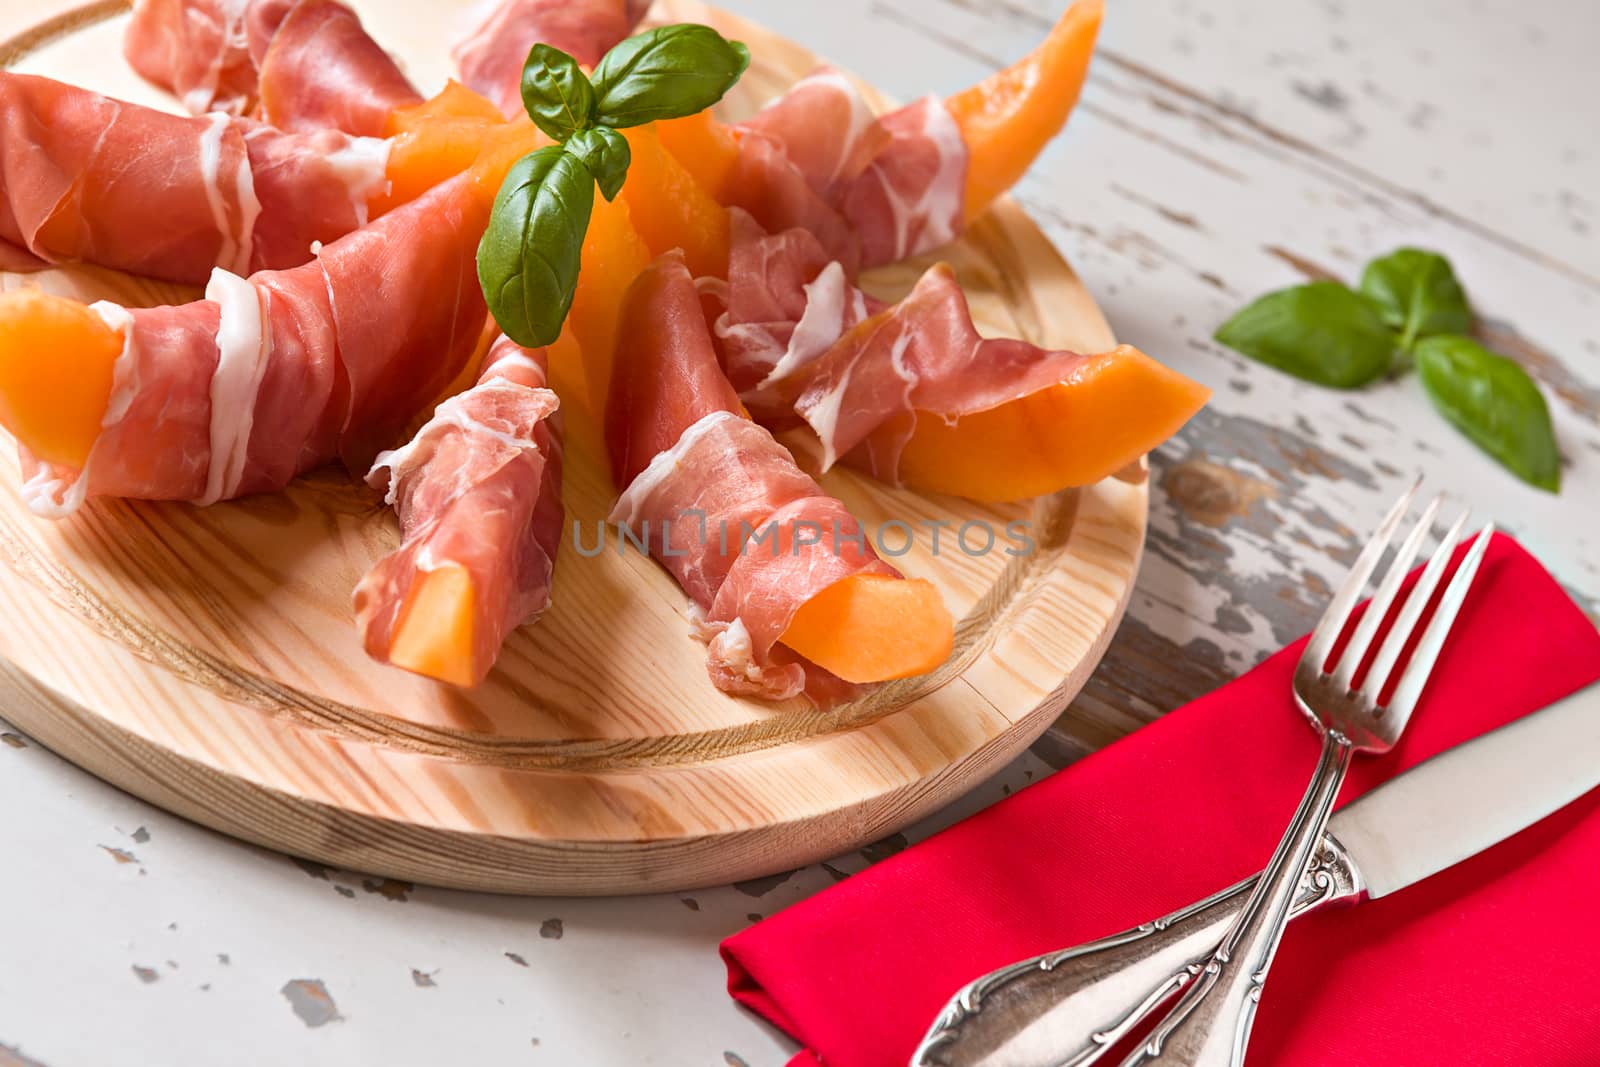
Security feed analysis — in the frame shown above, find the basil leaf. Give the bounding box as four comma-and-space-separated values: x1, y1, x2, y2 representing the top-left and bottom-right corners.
520, 43, 597, 142
1414, 335, 1561, 492
477, 146, 595, 349
591, 24, 751, 128
565, 127, 631, 201
1213, 281, 1396, 389
1359, 248, 1471, 349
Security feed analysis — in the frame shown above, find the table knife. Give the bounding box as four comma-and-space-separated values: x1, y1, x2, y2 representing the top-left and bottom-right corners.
911, 679, 1600, 1067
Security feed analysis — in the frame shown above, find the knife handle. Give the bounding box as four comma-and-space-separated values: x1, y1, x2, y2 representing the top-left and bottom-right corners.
1119, 736, 1353, 1067
909, 835, 1364, 1067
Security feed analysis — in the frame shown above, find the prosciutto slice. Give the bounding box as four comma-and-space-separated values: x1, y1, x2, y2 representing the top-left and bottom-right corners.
606, 250, 896, 703
125, 0, 423, 136
726, 67, 967, 271
703, 209, 880, 419
20, 172, 488, 517
0, 73, 391, 283
355, 335, 564, 685
836, 96, 967, 268
789, 263, 1091, 475
736, 68, 887, 195
453, 0, 650, 119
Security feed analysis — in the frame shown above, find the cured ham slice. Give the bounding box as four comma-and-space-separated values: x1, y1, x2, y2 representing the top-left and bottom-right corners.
0, 171, 489, 518
705, 0, 1103, 272
781, 263, 1208, 497
0, 73, 392, 284
355, 335, 564, 687
725, 69, 963, 271
707, 218, 1208, 501
836, 96, 966, 268
606, 250, 950, 702
125, 0, 423, 136
703, 209, 879, 417
791, 263, 1090, 469
123, 0, 259, 116
453, 0, 650, 119
736, 68, 887, 196
721, 126, 861, 278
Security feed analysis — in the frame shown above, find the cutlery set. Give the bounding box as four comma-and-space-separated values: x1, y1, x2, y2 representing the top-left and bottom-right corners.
913, 484, 1596, 1066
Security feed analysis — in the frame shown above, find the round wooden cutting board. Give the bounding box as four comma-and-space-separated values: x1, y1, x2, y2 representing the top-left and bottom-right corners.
0, 0, 1146, 894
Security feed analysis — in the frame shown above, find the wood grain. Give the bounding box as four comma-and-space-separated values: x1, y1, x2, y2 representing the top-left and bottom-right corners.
0, 0, 1146, 894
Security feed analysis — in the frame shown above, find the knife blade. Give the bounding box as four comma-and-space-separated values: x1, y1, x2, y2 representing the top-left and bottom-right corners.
912, 679, 1600, 1067
1328, 677, 1600, 899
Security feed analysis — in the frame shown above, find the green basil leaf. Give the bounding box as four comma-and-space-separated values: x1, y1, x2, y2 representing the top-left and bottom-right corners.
1359, 248, 1471, 349
477, 145, 595, 349
520, 43, 597, 142
565, 127, 631, 201
1414, 335, 1561, 492
590, 24, 751, 128
1213, 281, 1396, 389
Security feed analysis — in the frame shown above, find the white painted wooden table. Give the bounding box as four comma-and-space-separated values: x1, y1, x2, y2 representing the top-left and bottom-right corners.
1, 0, 1596, 1064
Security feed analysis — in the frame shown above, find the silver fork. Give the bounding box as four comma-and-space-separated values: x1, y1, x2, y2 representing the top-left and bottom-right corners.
910, 485, 1494, 1067
1119, 485, 1485, 1067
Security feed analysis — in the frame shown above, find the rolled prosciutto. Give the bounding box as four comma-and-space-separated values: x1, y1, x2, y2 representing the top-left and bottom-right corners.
14, 171, 489, 518
125, 0, 423, 136
452, 0, 649, 119
606, 250, 947, 703
355, 334, 564, 687
0, 73, 391, 283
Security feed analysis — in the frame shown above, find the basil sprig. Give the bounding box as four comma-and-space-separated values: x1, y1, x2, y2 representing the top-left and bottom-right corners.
1214, 247, 1561, 493
478, 24, 749, 348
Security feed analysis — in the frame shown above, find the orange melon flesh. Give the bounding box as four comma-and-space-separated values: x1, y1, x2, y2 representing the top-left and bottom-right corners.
655, 110, 741, 202
388, 564, 481, 687
383, 80, 505, 137
0, 290, 122, 469
544, 329, 589, 412
561, 193, 653, 413
945, 0, 1103, 220
373, 82, 511, 217
464, 118, 553, 206
620, 124, 731, 279
781, 574, 953, 683
885, 345, 1209, 503
379, 114, 548, 217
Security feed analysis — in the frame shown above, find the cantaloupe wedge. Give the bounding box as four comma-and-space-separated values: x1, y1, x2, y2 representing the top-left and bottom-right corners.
620, 124, 731, 279
655, 110, 741, 202
780, 573, 953, 683
0, 290, 121, 468
387, 563, 481, 687
878, 345, 1208, 503
946, 0, 1103, 220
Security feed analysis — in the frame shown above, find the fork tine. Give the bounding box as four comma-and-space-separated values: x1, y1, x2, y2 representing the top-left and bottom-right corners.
1358, 508, 1472, 703
1381, 523, 1496, 716
1330, 493, 1443, 691
1302, 478, 1421, 673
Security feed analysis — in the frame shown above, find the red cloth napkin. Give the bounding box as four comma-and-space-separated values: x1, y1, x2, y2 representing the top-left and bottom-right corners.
723, 533, 1600, 1066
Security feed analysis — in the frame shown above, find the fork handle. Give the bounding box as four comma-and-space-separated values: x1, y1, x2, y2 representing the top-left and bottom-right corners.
908, 832, 1365, 1067
1119, 733, 1353, 1067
